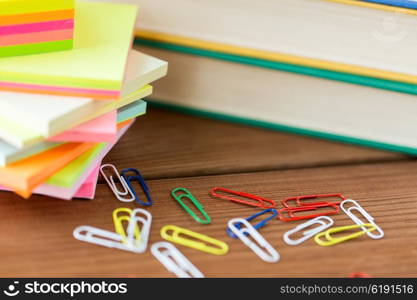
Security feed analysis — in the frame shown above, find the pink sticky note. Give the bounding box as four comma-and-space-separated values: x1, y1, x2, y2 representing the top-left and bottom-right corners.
32, 124, 130, 199
0, 123, 131, 200
74, 165, 100, 199
48, 111, 118, 143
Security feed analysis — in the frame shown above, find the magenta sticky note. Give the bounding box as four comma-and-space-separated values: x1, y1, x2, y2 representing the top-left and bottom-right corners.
48, 111, 117, 143
73, 165, 100, 199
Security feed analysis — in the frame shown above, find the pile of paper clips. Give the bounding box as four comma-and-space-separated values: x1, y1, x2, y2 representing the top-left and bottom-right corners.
73, 164, 384, 278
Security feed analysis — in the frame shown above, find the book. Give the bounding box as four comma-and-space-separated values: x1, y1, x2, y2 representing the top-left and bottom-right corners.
0, 1, 137, 99
139, 45, 417, 155
0, 0, 74, 57
358, 0, 417, 9
121, 0, 417, 86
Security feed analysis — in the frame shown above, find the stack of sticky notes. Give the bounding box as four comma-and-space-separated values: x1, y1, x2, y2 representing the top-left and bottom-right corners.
0, 1, 168, 200
0, 0, 75, 57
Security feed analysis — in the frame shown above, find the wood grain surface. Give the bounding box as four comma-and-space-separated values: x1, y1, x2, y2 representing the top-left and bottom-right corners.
0, 107, 415, 277
105, 108, 408, 179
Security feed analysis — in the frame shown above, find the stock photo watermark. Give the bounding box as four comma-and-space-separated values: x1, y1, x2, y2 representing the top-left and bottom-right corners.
372, 10, 408, 42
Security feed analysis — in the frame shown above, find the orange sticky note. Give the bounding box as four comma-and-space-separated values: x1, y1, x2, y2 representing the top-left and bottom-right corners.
0, 142, 95, 198
117, 119, 134, 130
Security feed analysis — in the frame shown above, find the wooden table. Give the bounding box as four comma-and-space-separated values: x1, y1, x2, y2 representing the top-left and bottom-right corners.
1, 107, 416, 277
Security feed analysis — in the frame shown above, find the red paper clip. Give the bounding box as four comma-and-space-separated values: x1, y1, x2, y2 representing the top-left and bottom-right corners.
210, 187, 276, 209
278, 203, 339, 222
282, 193, 345, 208
349, 272, 372, 278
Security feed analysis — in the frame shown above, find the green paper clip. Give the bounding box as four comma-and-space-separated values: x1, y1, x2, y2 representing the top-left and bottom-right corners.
171, 188, 211, 224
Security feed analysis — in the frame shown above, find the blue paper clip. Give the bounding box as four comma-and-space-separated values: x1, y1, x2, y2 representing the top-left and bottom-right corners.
120, 168, 153, 206
226, 209, 278, 238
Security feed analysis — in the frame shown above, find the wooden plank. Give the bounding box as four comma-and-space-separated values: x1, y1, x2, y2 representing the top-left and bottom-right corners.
1, 160, 415, 277
104, 108, 407, 179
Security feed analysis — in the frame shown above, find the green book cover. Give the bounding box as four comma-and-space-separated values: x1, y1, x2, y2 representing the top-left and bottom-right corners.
137, 38, 417, 156
136, 38, 417, 96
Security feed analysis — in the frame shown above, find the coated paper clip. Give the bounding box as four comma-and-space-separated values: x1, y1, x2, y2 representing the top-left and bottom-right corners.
73, 225, 131, 251
278, 203, 339, 222
282, 193, 345, 208
121, 168, 153, 206
210, 187, 276, 208
172, 188, 211, 224
160, 225, 229, 255
113, 207, 152, 253
283, 216, 334, 245
228, 218, 280, 263
226, 208, 278, 238
73, 208, 152, 253
100, 164, 135, 202
341, 199, 384, 239
349, 272, 371, 278
314, 223, 376, 246
151, 241, 204, 278
113, 207, 141, 244
126, 208, 152, 253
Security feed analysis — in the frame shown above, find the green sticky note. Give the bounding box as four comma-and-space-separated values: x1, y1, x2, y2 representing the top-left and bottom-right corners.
46, 143, 105, 187
0, 40, 74, 58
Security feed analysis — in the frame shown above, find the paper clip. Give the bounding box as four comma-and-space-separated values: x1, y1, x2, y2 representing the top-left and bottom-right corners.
314, 223, 376, 246
112, 208, 141, 245
74, 209, 152, 253
228, 218, 280, 263
341, 199, 384, 239
73, 225, 133, 252
172, 188, 211, 224
282, 193, 345, 208
100, 164, 135, 202
160, 225, 229, 255
151, 241, 204, 278
210, 187, 276, 208
349, 272, 372, 278
124, 208, 152, 253
226, 209, 278, 238
283, 216, 334, 245
278, 203, 339, 222
121, 168, 153, 206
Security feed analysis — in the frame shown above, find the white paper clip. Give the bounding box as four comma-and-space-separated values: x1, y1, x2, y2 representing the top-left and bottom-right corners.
151, 241, 204, 278
341, 199, 384, 239
283, 216, 334, 246
125, 208, 152, 253
228, 218, 280, 263
74, 209, 153, 253
100, 164, 135, 202
73, 225, 131, 251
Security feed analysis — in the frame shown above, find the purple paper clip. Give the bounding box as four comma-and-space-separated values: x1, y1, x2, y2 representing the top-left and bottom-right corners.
226, 209, 278, 239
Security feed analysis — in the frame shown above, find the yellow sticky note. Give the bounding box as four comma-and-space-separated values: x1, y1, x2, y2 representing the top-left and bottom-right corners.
0, 1, 138, 98
0, 0, 74, 16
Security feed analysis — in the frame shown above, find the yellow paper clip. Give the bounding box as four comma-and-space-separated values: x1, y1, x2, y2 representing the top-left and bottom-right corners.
160, 225, 229, 255
112, 208, 141, 245
314, 223, 377, 246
